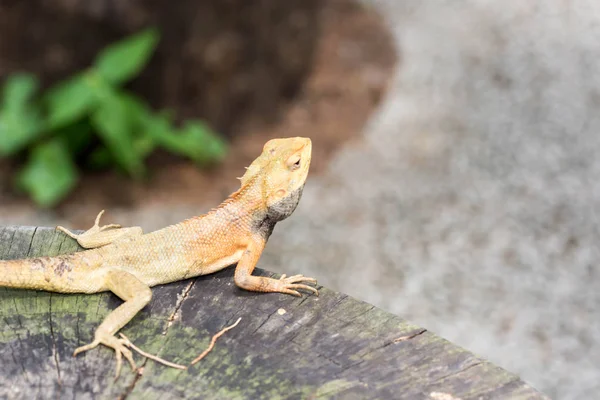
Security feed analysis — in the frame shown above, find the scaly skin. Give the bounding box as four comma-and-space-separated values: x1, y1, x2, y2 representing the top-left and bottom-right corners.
0, 137, 317, 378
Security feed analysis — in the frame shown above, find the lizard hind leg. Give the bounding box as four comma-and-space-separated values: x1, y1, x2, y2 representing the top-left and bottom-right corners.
73, 270, 152, 378
57, 210, 143, 249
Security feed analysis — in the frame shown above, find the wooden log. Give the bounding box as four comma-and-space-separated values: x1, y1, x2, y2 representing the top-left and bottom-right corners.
0, 226, 549, 399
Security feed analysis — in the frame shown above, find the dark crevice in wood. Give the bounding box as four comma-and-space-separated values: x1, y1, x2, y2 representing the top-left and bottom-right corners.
224, 311, 244, 329
390, 328, 428, 344
72, 296, 84, 394
296, 291, 318, 307
326, 293, 350, 310
4, 229, 32, 386
163, 279, 196, 335
344, 304, 377, 323
56, 232, 72, 255
430, 360, 485, 386
48, 294, 63, 386
93, 292, 103, 319
74, 297, 82, 349
315, 352, 343, 368
333, 329, 428, 375
332, 328, 433, 382
286, 296, 355, 345
285, 294, 351, 344
251, 308, 280, 336
4, 228, 17, 259
11, 297, 21, 328
26, 227, 38, 257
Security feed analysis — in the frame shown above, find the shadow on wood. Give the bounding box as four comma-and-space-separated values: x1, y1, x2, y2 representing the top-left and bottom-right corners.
0, 226, 549, 399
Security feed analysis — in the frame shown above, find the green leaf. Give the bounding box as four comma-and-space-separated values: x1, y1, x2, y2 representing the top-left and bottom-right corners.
45, 72, 98, 130
0, 74, 44, 155
16, 139, 78, 208
145, 116, 227, 165
118, 93, 158, 157
1, 73, 38, 110
179, 121, 227, 163
91, 92, 144, 177
119, 92, 151, 123
132, 133, 156, 159
95, 28, 160, 85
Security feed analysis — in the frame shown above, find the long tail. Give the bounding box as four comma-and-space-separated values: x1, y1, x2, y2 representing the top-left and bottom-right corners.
0, 255, 77, 292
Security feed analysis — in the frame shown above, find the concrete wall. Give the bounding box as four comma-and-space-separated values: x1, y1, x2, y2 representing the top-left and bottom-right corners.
264, 1, 600, 398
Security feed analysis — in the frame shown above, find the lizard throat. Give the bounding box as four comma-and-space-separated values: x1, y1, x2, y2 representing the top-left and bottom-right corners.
252, 185, 305, 240
267, 185, 304, 222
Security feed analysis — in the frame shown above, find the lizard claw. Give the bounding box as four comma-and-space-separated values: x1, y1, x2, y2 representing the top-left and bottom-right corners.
74, 333, 137, 379
92, 210, 122, 232
56, 209, 139, 249
278, 274, 319, 297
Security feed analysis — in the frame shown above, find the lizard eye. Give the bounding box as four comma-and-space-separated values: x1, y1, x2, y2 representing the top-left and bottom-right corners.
287, 155, 301, 170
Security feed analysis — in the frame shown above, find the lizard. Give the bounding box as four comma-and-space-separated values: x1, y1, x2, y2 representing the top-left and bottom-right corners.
0, 136, 317, 378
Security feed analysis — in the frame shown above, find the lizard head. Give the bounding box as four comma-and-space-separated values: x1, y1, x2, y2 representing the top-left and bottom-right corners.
241, 137, 312, 222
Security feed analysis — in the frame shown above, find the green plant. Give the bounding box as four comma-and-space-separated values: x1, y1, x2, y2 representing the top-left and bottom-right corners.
0, 28, 227, 208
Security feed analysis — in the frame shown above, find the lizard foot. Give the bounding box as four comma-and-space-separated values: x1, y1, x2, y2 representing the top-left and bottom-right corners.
57, 210, 121, 239
277, 274, 319, 297
56, 210, 142, 249
73, 333, 137, 379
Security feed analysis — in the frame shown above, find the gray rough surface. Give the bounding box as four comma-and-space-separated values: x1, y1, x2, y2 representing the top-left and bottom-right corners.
2, 1, 599, 399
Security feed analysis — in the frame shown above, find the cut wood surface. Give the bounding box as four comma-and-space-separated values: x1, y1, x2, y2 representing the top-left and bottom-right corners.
0, 226, 549, 399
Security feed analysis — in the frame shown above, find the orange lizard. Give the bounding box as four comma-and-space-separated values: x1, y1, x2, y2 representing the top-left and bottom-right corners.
0, 137, 317, 377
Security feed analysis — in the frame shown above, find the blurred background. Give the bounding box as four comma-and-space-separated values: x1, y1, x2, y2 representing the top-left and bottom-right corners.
1, 1, 598, 398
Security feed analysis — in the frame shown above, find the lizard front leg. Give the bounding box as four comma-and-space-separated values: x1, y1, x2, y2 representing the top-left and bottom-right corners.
73, 270, 152, 378
57, 210, 143, 249
234, 234, 318, 297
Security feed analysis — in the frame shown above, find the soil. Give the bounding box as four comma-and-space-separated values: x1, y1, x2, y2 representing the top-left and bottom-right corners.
0, 0, 397, 227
